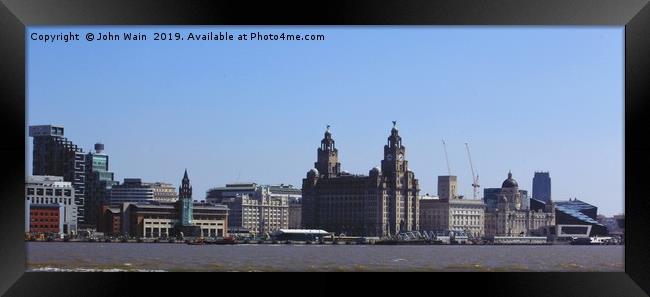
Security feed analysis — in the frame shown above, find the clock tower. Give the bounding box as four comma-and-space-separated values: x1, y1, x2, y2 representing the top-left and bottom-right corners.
315, 125, 341, 178
179, 169, 193, 226
379, 121, 419, 235
381, 121, 407, 177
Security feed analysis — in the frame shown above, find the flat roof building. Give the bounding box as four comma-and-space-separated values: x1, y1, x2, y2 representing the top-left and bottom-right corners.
29, 125, 87, 225
25, 175, 78, 234
207, 183, 300, 235
28, 204, 64, 235
109, 178, 178, 204
85, 143, 118, 228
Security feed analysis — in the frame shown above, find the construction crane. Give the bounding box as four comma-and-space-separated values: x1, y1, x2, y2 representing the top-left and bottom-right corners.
465, 142, 480, 200
442, 139, 451, 175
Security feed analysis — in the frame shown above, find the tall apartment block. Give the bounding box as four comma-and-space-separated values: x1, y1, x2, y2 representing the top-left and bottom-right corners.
85, 143, 118, 228
29, 125, 87, 226
532, 171, 552, 203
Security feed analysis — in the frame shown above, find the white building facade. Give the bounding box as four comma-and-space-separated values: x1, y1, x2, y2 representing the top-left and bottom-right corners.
25, 175, 78, 234
419, 195, 486, 238
207, 183, 300, 235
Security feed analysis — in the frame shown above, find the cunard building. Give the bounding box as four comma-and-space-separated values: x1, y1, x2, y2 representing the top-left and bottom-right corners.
302, 123, 420, 237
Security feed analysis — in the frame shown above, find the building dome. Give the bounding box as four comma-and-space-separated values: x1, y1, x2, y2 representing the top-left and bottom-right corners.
501, 171, 518, 188
370, 167, 381, 174
308, 168, 319, 176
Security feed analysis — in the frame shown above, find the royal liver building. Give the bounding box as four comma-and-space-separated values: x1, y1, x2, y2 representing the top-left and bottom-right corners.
302, 123, 420, 237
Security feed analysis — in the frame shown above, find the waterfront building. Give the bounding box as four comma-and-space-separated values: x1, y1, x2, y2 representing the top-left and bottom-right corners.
419, 197, 486, 238
599, 214, 625, 236
29, 125, 87, 225
288, 197, 302, 229
25, 175, 78, 234
122, 201, 229, 238
302, 123, 420, 237
109, 170, 229, 238
484, 172, 555, 237
109, 178, 178, 204
98, 205, 122, 236
532, 171, 552, 203
84, 143, 118, 228
207, 183, 299, 235
532, 198, 608, 236
28, 204, 64, 235
419, 176, 486, 238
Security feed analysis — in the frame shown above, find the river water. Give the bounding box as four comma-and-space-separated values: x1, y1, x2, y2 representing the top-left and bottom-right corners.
26, 242, 624, 272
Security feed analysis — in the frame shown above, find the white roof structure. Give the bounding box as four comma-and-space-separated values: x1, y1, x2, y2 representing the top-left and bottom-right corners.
274, 229, 329, 234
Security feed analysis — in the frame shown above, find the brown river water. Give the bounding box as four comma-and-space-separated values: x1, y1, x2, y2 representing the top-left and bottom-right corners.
26, 242, 624, 272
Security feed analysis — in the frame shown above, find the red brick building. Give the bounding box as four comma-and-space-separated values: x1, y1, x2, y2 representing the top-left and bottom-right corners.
29, 204, 62, 234
98, 204, 122, 236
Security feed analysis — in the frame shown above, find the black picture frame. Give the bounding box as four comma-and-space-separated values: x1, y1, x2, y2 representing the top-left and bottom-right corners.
1, 1, 649, 296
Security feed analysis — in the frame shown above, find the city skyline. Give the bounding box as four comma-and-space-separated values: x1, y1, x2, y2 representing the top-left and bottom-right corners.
27, 26, 623, 216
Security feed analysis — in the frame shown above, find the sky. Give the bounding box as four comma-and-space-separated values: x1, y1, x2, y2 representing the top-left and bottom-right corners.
27, 26, 624, 216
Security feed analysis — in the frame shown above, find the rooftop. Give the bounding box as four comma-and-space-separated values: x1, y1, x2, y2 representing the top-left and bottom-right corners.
274, 229, 329, 234
553, 199, 603, 226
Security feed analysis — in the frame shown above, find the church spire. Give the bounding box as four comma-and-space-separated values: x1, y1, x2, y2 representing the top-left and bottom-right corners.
178, 169, 193, 226
179, 169, 192, 199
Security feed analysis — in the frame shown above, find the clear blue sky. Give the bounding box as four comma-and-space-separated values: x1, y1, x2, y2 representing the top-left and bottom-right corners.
27, 26, 623, 216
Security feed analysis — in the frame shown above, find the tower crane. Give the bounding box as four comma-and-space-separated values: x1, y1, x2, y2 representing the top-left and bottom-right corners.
442, 140, 451, 175
465, 142, 480, 199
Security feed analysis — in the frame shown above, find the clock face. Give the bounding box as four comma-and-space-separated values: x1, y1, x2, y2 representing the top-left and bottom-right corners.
386, 154, 393, 161
398, 154, 404, 161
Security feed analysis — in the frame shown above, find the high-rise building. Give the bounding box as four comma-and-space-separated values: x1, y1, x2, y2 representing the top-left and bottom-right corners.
437, 175, 457, 201
29, 125, 87, 225
302, 123, 420, 237
109, 178, 178, 204
532, 171, 552, 203
85, 143, 118, 228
